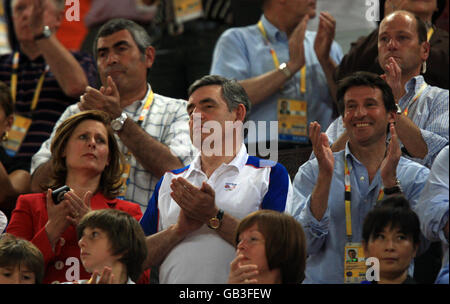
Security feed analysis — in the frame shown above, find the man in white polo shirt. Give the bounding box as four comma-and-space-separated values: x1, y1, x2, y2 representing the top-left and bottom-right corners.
140, 75, 292, 284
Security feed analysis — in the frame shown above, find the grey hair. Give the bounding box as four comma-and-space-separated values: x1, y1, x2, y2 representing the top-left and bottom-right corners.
188, 75, 252, 123
93, 18, 153, 61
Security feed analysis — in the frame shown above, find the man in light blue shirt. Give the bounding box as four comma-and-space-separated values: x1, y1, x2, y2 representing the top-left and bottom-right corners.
210, 0, 342, 148
416, 145, 449, 272
325, 11, 448, 168
286, 71, 429, 284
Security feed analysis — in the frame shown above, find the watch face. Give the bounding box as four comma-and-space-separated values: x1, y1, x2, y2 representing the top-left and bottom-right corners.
209, 218, 220, 229
44, 26, 51, 37
111, 120, 122, 131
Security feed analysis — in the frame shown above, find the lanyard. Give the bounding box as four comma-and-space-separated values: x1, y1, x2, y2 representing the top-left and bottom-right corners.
124, 89, 154, 158
10, 52, 49, 111
257, 20, 306, 94
136, 89, 154, 127
402, 83, 427, 117
344, 156, 384, 242
427, 27, 434, 42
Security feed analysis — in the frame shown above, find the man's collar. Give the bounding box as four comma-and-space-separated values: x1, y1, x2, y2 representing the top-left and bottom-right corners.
344, 141, 366, 167
124, 83, 152, 111
404, 75, 426, 93
261, 14, 288, 42
186, 143, 248, 177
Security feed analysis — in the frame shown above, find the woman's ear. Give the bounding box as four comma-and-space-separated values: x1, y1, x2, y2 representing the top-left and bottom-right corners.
412, 241, 420, 258
362, 240, 369, 258
4, 114, 14, 131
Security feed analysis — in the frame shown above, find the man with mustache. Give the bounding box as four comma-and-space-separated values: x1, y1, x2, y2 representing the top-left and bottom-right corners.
0, 0, 97, 167
140, 75, 292, 284
286, 71, 429, 284
30, 18, 195, 215
325, 10, 448, 169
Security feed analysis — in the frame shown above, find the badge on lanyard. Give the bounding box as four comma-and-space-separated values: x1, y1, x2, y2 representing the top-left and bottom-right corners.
278, 98, 308, 142
3, 115, 32, 157
342, 157, 385, 283
117, 156, 132, 198
7, 52, 49, 156
344, 242, 367, 284
172, 0, 203, 23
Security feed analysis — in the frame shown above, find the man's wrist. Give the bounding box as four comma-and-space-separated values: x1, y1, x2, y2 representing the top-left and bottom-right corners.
383, 179, 402, 195
286, 61, 302, 75
34, 25, 52, 41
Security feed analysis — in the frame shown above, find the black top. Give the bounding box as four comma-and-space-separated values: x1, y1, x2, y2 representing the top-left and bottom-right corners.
0, 145, 30, 173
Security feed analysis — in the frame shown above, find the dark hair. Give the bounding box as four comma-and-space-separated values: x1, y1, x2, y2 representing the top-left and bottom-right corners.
235, 210, 307, 284
76, 209, 148, 283
362, 195, 421, 246
188, 75, 252, 123
0, 81, 13, 117
48, 110, 124, 199
336, 71, 396, 116
0, 233, 45, 284
93, 18, 153, 61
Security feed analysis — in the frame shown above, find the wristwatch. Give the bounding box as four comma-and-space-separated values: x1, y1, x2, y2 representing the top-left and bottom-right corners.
384, 179, 402, 195
111, 112, 128, 132
34, 25, 52, 40
207, 209, 224, 230
278, 62, 292, 78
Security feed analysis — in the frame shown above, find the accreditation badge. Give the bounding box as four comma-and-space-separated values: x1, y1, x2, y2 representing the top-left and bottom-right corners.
172, 0, 203, 23
344, 242, 367, 284
277, 98, 308, 143
117, 158, 131, 199
3, 114, 32, 157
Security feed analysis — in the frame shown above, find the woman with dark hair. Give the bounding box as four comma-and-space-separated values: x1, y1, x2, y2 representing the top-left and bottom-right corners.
228, 210, 307, 284
6, 110, 142, 284
362, 195, 421, 284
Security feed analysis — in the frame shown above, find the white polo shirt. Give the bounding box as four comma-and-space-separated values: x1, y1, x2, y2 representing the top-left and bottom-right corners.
140, 143, 292, 284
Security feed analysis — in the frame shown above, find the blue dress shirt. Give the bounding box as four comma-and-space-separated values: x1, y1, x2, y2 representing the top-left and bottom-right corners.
416, 145, 449, 267
286, 143, 430, 284
211, 15, 343, 144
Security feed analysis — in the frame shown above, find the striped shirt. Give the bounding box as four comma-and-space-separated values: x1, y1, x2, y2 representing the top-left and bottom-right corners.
31, 84, 196, 214
0, 51, 98, 168
325, 76, 449, 168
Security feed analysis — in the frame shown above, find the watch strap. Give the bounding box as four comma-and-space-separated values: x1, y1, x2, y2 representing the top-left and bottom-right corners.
384, 179, 402, 195
34, 26, 51, 41
207, 209, 224, 229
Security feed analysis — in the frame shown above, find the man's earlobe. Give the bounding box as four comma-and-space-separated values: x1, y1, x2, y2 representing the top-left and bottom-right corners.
145, 46, 156, 68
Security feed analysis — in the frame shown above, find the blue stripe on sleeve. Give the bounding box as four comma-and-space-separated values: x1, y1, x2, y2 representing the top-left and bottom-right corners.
140, 177, 163, 236
261, 162, 289, 212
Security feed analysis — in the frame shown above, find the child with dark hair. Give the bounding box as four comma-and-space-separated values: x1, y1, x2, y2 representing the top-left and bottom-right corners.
362, 195, 421, 284
0, 233, 44, 284
68, 209, 147, 284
